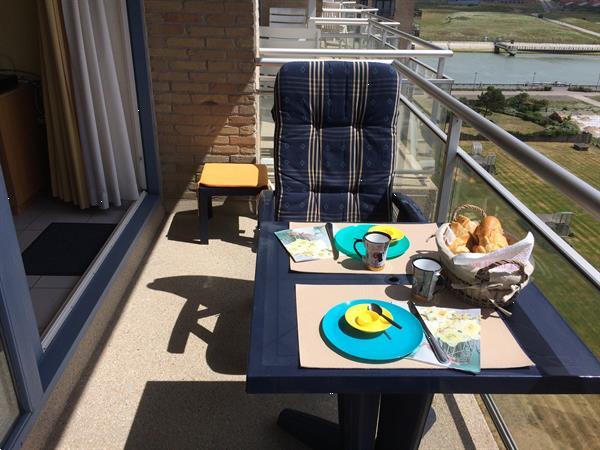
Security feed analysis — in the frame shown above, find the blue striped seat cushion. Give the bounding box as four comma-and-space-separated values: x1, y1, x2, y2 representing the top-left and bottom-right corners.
273, 61, 400, 222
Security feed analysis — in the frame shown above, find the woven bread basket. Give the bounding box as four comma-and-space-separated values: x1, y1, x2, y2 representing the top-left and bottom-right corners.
436, 204, 534, 316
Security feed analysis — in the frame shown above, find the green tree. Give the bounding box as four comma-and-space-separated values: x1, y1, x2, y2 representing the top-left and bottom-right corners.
476, 86, 506, 117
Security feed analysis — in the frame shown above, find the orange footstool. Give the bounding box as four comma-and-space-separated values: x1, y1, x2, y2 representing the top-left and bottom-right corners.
197, 163, 268, 244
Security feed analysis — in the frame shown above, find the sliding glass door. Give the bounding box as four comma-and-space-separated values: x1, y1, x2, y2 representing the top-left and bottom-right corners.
0, 330, 19, 445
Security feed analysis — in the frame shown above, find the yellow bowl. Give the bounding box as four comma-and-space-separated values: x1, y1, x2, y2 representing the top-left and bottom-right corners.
344, 303, 394, 333
368, 225, 405, 241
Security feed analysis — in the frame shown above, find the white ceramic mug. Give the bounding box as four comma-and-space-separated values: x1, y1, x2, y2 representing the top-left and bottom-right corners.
354, 231, 391, 271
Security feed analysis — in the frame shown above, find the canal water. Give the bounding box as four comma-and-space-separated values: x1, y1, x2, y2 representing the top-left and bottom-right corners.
424, 53, 600, 85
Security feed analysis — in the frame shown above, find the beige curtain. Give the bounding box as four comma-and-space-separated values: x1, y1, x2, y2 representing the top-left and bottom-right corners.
37, 0, 89, 208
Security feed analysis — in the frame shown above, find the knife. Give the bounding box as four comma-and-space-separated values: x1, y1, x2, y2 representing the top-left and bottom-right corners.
325, 222, 339, 260
408, 300, 449, 364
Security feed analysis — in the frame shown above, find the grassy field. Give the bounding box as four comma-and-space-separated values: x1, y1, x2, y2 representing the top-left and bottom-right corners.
456, 140, 600, 353
462, 112, 545, 135
452, 140, 600, 449
546, 10, 600, 34
546, 97, 600, 115
416, 7, 599, 43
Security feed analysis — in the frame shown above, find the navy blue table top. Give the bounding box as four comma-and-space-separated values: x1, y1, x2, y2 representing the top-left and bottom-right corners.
246, 222, 600, 394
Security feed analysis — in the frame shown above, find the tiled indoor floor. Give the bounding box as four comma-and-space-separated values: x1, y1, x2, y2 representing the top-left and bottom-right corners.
12, 195, 129, 334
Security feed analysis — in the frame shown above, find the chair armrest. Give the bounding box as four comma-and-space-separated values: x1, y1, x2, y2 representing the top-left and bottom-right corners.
392, 192, 428, 223
258, 189, 275, 225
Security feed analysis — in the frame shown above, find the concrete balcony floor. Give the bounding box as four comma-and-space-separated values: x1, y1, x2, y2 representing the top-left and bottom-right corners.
24, 199, 498, 449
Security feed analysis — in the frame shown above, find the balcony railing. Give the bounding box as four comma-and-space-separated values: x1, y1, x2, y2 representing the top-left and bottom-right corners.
257, 7, 600, 448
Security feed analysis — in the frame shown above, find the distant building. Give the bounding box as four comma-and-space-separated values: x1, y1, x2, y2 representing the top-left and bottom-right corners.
359, 0, 416, 33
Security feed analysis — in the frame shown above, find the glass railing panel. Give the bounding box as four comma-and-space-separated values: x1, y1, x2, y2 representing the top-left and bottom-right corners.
398, 75, 450, 131
450, 157, 600, 449
394, 101, 445, 221
259, 89, 275, 176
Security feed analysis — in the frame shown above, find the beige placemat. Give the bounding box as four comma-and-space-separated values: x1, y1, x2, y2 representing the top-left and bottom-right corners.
296, 284, 534, 370
289, 222, 439, 274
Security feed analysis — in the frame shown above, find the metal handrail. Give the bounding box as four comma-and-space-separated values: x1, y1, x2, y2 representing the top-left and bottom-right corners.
392, 60, 600, 219
259, 48, 454, 57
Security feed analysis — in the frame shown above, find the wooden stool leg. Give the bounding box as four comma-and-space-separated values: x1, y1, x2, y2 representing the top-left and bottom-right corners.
207, 193, 213, 219
197, 188, 209, 245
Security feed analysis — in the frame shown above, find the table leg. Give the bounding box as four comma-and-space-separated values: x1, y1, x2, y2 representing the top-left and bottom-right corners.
376, 393, 434, 450
277, 408, 340, 450
276, 393, 380, 450
338, 393, 380, 450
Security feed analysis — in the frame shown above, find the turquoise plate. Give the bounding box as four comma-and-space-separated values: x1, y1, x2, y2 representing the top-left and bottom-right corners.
320, 299, 424, 362
335, 224, 410, 260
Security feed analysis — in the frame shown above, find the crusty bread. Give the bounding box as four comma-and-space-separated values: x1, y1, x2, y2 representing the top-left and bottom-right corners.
448, 215, 478, 254
472, 216, 509, 253
455, 215, 478, 234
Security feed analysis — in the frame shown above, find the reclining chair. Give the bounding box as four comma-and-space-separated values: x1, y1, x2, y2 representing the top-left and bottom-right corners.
259, 60, 427, 224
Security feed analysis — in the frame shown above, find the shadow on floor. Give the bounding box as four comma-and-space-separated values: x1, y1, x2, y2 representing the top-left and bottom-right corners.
166, 197, 257, 249
124, 381, 336, 450
147, 275, 253, 375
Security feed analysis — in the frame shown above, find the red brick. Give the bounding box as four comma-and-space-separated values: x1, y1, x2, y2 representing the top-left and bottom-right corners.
206, 38, 236, 49
146, 1, 183, 12
189, 72, 223, 83
212, 145, 239, 155
238, 105, 255, 115
205, 15, 236, 26
226, 27, 254, 38
239, 125, 255, 135
224, 2, 254, 13
149, 47, 188, 58
230, 136, 255, 145
188, 26, 225, 37
220, 126, 240, 135
175, 125, 215, 135
154, 103, 172, 113
171, 82, 209, 93
188, 49, 227, 60
166, 37, 205, 48
162, 12, 203, 23
155, 71, 189, 82
157, 113, 195, 125
148, 24, 185, 36
228, 115, 254, 125
239, 146, 257, 155
184, 1, 224, 13
153, 81, 170, 92
227, 73, 253, 83
207, 61, 236, 72
191, 94, 229, 105
168, 60, 207, 71
155, 93, 192, 104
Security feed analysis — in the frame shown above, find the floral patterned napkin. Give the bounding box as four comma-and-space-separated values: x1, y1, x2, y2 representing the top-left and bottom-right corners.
409, 306, 481, 374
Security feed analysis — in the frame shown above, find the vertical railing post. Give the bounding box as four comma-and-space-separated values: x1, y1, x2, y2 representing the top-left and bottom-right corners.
437, 114, 462, 222
436, 57, 446, 79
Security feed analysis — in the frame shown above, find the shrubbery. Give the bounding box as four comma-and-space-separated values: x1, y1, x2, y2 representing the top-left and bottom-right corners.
459, 89, 581, 138
543, 119, 581, 137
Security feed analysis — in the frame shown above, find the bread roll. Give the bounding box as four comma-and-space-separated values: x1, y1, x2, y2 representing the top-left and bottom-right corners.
472, 216, 509, 253
448, 215, 478, 254
455, 215, 478, 234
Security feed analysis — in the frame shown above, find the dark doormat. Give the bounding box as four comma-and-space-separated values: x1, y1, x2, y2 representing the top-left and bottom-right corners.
22, 223, 116, 276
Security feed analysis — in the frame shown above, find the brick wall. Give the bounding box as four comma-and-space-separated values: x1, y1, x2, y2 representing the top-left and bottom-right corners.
145, 0, 258, 199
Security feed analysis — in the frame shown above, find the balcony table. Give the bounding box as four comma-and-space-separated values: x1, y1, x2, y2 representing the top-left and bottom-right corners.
247, 222, 600, 450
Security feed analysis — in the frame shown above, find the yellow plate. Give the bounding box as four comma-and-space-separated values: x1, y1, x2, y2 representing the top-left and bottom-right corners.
368, 225, 405, 241
344, 304, 394, 333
